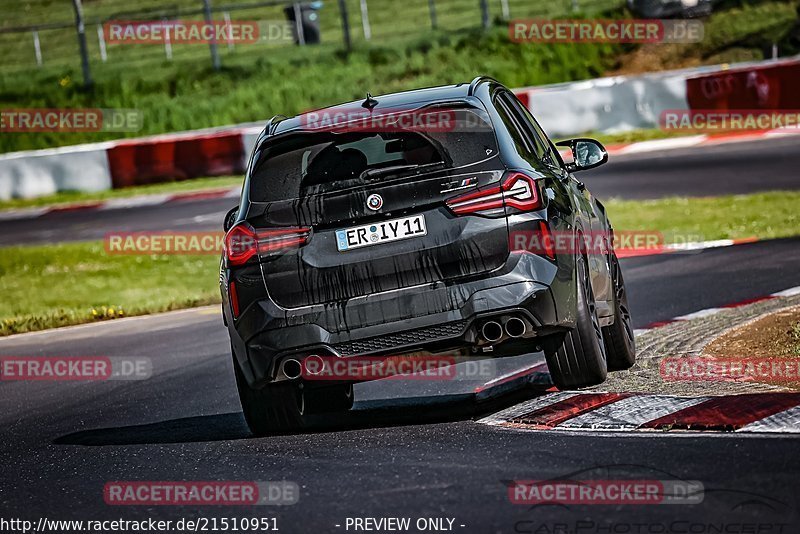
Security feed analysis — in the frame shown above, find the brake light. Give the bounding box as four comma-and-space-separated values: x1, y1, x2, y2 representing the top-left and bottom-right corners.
502, 172, 541, 211
446, 172, 541, 216
224, 223, 311, 266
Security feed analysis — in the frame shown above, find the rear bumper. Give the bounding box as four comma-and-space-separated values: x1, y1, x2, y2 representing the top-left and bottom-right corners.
228, 252, 572, 387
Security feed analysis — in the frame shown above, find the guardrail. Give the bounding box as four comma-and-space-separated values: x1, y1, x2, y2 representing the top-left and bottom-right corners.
2, 56, 798, 201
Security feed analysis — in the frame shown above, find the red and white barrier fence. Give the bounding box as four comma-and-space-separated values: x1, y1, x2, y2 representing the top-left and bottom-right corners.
1, 57, 799, 201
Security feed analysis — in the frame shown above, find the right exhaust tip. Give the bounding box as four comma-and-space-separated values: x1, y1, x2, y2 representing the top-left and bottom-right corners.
481, 320, 504, 343
505, 317, 527, 338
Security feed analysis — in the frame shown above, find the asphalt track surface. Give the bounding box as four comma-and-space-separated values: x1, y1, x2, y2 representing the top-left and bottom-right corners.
2, 237, 800, 531
1, 135, 799, 247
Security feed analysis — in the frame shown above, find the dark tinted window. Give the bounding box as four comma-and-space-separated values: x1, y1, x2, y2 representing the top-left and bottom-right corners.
250, 107, 498, 202
508, 95, 562, 169
494, 97, 536, 162
498, 92, 552, 164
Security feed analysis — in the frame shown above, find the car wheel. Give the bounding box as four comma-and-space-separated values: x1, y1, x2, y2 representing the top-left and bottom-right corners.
602, 253, 636, 371
233, 358, 307, 436
545, 255, 608, 389
232, 351, 355, 436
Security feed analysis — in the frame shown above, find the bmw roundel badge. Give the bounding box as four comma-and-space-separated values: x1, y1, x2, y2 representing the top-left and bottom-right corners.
367, 194, 383, 211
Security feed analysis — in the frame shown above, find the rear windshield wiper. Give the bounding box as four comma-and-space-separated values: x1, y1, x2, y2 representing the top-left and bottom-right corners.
359, 161, 447, 181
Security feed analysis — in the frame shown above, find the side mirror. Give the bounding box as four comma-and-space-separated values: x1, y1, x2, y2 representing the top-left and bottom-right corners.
556, 138, 608, 172
223, 206, 239, 233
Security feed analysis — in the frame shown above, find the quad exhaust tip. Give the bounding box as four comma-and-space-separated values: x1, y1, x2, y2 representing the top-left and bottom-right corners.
303, 354, 325, 376
281, 358, 303, 380
481, 320, 504, 343
504, 317, 527, 338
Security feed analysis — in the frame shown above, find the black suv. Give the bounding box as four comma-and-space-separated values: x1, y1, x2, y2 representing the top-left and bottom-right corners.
220, 77, 635, 435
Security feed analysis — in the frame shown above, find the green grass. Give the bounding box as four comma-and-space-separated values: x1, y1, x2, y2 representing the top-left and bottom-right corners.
574, 128, 703, 147
0, 242, 220, 336
1, 0, 622, 74
605, 191, 800, 243
0, 25, 623, 154
0, 175, 242, 211
2, 189, 799, 336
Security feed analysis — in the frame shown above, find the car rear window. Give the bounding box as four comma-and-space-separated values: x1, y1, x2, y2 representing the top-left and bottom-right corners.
249, 106, 498, 202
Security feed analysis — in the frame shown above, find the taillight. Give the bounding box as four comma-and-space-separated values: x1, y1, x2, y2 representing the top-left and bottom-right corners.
224, 223, 310, 266
446, 172, 541, 216
502, 172, 541, 211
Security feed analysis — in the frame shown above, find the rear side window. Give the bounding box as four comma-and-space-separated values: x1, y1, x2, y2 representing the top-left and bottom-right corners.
249, 106, 498, 202
496, 92, 552, 165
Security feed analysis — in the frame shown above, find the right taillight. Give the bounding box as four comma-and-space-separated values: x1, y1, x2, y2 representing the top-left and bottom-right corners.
224, 223, 310, 266
446, 171, 541, 217
229, 279, 241, 318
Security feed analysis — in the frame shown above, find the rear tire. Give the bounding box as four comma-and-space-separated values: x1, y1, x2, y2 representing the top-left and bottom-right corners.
602, 253, 636, 371
233, 352, 354, 436
545, 256, 608, 389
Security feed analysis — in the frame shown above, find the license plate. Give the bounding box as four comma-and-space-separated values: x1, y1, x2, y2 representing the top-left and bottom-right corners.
336, 214, 427, 252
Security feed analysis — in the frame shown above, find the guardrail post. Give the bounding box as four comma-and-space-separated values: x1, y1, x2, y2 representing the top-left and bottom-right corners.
164, 18, 173, 60
32, 30, 43, 67
480, 0, 490, 30
337, 0, 352, 51
71, 0, 93, 88
500, 0, 510, 20
201, 0, 221, 70
97, 25, 108, 62
428, 0, 438, 29
223, 11, 237, 49
292, 3, 306, 46
360, 0, 372, 40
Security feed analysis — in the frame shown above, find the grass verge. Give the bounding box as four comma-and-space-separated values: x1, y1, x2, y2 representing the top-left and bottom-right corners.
2, 190, 799, 336
0, 176, 242, 211
0, 243, 220, 336
604, 191, 800, 242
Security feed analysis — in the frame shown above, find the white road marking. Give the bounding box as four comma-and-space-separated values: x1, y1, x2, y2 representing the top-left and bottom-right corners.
0, 207, 50, 221
477, 392, 576, 426
664, 239, 735, 251
672, 308, 724, 321
617, 136, 707, 154
737, 405, 800, 433
98, 195, 171, 210
557, 394, 710, 431
772, 286, 800, 298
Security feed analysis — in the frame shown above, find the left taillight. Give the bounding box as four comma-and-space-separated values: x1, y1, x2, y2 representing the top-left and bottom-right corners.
445, 171, 541, 217
224, 223, 311, 267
